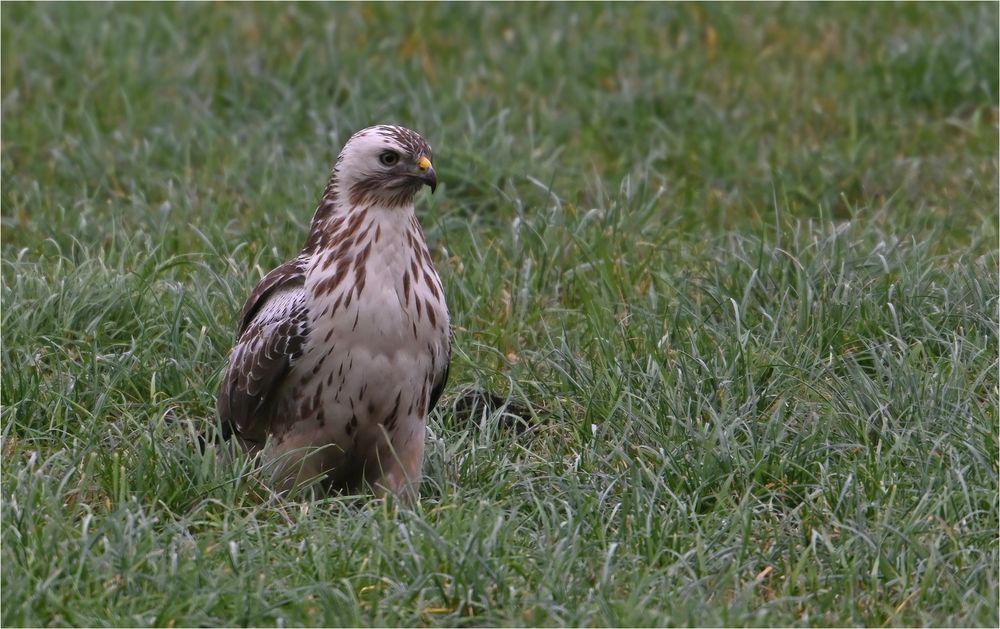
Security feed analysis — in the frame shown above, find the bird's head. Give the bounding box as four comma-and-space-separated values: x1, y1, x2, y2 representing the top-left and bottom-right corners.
334, 125, 436, 208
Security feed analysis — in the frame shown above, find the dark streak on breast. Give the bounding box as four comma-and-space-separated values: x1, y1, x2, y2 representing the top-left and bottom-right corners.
426, 300, 437, 328
383, 391, 402, 431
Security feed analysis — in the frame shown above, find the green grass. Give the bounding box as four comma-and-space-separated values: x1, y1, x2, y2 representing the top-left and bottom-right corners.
2, 2, 997, 626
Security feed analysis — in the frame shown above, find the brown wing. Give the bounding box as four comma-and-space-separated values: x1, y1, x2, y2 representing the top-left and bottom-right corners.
217, 259, 309, 446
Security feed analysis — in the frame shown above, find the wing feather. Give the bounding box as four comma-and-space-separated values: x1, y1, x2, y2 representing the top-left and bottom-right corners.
217, 260, 309, 444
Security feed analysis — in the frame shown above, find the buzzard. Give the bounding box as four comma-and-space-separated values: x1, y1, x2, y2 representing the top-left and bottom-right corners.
216, 125, 450, 499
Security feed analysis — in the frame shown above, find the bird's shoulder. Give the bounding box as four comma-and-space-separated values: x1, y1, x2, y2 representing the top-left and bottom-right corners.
236, 257, 308, 338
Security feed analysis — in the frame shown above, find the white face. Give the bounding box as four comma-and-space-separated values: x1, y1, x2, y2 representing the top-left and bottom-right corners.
333, 125, 436, 208
338, 132, 402, 175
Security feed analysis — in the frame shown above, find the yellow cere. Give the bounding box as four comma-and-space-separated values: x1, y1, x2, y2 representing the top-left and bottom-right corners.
417, 156, 432, 172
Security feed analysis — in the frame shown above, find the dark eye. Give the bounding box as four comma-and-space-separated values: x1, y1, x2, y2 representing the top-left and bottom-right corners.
379, 151, 399, 166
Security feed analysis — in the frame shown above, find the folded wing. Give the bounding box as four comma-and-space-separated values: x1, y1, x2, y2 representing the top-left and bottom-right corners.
217, 260, 310, 447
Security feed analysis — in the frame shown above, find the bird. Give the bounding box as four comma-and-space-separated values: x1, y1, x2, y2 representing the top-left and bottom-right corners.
216, 125, 450, 500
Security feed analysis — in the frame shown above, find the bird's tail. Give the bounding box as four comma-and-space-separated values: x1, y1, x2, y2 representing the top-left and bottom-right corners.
196, 418, 233, 453
449, 387, 536, 434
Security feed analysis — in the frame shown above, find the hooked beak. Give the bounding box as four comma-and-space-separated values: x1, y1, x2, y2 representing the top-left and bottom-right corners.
416, 156, 437, 193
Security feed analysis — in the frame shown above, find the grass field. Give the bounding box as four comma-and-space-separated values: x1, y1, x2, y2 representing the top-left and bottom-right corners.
2, 3, 998, 626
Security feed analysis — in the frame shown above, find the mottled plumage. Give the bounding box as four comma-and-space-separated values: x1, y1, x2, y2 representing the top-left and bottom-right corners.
217, 125, 450, 498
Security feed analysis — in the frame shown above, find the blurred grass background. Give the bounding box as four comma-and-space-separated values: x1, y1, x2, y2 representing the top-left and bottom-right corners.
2, 3, 998, 627
3, 2, 996, 248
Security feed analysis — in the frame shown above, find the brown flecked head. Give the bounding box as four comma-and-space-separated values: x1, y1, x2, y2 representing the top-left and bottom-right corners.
328, 125, 437, 209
